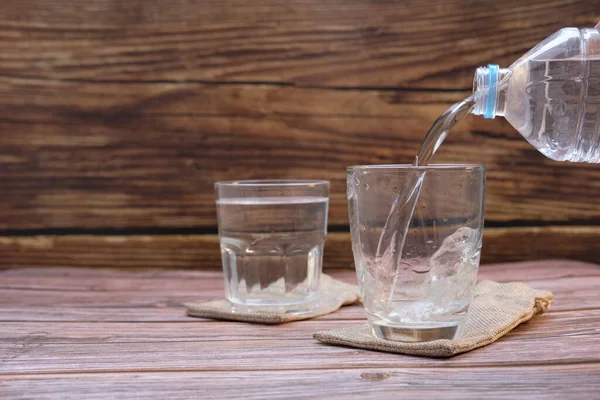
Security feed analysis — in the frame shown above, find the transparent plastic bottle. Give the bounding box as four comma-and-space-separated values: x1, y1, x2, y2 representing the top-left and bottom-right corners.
473, 27, 600, 162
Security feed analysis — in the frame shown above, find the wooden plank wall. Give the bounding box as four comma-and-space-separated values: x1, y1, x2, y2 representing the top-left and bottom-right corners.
0, 0, 598, 269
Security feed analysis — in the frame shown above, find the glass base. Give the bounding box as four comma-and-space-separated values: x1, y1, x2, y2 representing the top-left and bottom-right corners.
228, 299, 318, 315
371, 322, 463, 342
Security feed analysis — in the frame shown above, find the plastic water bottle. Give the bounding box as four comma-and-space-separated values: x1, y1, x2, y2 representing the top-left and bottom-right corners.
473, 27, 600, 163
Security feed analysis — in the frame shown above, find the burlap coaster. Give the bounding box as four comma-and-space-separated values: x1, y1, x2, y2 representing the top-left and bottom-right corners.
185, 274, 360, 324
314, 280, 553, 357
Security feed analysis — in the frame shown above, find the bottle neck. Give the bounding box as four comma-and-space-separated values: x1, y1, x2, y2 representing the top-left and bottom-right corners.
472, 65, 510, 119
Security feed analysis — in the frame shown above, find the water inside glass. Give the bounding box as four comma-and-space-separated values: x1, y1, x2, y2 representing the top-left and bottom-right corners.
216, 180, 329, 314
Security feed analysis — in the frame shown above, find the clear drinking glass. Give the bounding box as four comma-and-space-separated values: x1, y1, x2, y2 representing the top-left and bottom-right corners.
215, 180, 329, 314
347, 165, 485, 341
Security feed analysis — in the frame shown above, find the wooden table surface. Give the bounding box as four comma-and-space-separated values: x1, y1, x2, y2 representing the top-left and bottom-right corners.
1, 260, 600, 399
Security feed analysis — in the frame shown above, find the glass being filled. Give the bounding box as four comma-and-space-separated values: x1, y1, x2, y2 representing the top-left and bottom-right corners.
215, 180, 329, 314
347, 165, 485, 341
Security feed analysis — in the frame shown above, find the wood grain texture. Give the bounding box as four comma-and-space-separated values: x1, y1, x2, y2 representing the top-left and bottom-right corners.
3, 309, 600, 344
3, 335, 600, 374
0, 261, 598, 322
0, 261, 599, 398
0, 82, 599, 229
0, 1, 598, 88
2, 367, 600, 400
0, 0, 599, 266
0, 227, 598, 272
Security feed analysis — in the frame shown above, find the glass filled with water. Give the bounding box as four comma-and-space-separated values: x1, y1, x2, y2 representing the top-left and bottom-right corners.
347, 165, 485, 341
215, 180, 329, 314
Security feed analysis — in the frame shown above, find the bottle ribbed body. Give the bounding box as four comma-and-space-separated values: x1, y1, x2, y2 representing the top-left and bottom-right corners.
473, 28, 600, 163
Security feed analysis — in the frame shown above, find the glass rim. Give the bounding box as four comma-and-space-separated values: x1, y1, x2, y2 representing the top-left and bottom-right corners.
215, 179, 330, 188
347, 163, 485, 172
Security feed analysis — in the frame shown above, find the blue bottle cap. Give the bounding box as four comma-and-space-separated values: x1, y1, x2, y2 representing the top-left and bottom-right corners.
484, 64, 499, 119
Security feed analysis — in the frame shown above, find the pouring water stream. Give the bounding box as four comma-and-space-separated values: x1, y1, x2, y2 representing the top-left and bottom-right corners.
376, 96, 476, 305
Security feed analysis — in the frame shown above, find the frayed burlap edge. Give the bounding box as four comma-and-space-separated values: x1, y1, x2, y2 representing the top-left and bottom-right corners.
185, 274, 360, 324
314, 280, 553, 357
